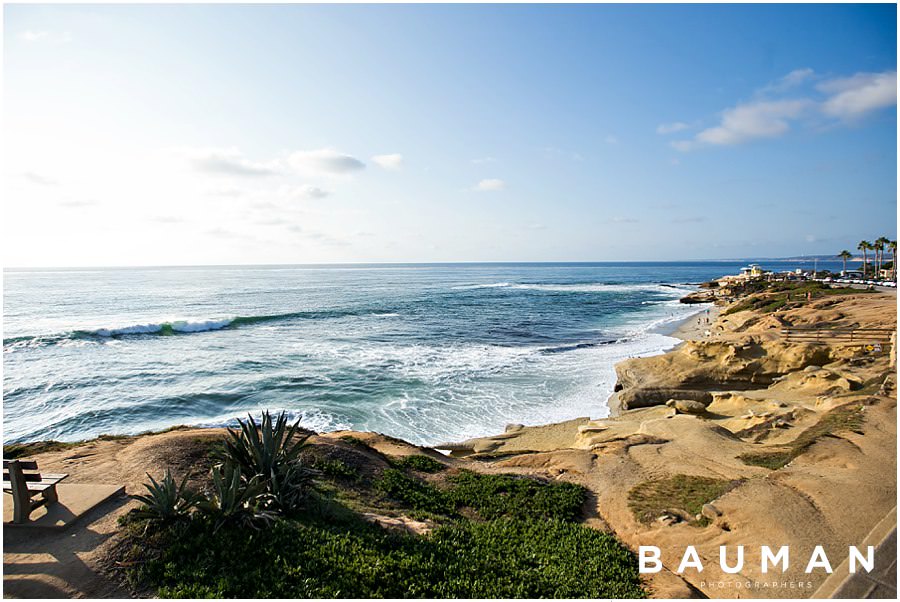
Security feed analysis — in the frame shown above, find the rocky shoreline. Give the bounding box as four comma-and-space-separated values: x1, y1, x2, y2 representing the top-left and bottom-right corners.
435, 282, 897, 597
4, 281, 897, 598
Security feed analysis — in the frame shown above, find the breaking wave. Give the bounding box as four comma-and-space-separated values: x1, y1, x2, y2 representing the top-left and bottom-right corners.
3, 308, 396, 351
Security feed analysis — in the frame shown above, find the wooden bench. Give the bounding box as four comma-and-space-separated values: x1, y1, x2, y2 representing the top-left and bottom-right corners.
3, 459, 68, 524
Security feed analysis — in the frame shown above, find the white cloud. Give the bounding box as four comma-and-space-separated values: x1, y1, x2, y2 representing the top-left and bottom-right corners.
819, 71, 897, 120
781, 67, 815, 86
204, 186, 245, 198
19, 30, 49, 42
289, 148, 365, 175
283, 184, 330, 200
19, 30, 72, 44
371, 153, 403, 170
670, 140, 694, 152
760, 68, 815, 94
656, 122, 689, 135
474, 178, 505, 191
59, 199, 98, 208
674, 99, 812, 151
667, 68, 897, 152
471, 157, 496, 164
605, 135, 618, 145
187, 147, 279, 176
23, 171, 59, 186
610, 217, 639, 224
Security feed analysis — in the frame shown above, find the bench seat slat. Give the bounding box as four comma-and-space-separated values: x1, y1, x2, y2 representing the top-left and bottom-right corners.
3, 460, 38, 470
3, 471, 43, 482
2, 474, 68, 492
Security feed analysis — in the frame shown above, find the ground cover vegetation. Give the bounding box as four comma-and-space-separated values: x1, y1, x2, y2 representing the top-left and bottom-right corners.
114, 411, 646, 598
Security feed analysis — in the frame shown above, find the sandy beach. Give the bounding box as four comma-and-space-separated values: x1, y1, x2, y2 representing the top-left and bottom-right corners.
669, 304, 722, 342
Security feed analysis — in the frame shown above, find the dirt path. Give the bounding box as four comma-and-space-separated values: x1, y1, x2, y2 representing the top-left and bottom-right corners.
3, 429, 226, 598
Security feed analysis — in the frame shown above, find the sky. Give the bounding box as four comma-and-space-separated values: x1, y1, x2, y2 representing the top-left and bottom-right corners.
3, 3, 897, 267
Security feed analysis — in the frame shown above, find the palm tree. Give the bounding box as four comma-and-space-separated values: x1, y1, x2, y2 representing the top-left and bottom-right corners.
876, 237, 890, 278
890, 240, 897, 281
838, 250, 852, 275
858, 241, 872, 277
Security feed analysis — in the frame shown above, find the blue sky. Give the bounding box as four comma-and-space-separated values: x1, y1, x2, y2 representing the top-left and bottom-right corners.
3, 3, 897, 266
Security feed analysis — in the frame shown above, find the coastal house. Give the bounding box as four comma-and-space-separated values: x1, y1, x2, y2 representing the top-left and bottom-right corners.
738, 264, 764, 279
718, 264, 767, 287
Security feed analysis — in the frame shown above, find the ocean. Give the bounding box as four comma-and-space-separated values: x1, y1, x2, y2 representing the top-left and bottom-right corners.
3, 261, 843, 445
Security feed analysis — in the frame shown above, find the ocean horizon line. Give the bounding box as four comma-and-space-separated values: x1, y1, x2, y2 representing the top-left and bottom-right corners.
3, 257, 842, 272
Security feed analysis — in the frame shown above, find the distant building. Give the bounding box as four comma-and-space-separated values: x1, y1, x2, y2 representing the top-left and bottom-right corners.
738, 264, 764, 278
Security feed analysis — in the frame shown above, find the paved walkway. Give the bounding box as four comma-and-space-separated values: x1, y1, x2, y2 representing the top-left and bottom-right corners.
814, 507, 897, 599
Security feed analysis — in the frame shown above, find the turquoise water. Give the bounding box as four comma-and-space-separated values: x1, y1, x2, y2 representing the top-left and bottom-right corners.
3, 261, 841, 444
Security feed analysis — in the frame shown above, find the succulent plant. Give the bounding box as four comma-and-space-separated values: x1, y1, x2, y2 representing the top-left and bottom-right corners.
132, 469, 200, 522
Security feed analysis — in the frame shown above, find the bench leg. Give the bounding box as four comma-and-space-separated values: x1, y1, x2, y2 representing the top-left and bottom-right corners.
12, 491, 31, 524
41, 485, 59, 505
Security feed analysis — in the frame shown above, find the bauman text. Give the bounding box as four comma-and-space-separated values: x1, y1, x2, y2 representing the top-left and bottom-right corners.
639, 546, 875, 574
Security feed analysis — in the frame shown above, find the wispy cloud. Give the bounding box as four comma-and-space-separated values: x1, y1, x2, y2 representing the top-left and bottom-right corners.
58, 199, 98, 208
819, 71, 897, 120
541, 147, 583, 161
669, 68, 897, 151
188, 147, 279, 176
282, 184, 330, 200
289, 148, 365, 176
371, 153, 403, 170
23, 171, 59, 186
678, 99, 812, 150
604, 135, 618, 145
474, 178, 505, 191
471, 157, 496, 165
758, 67, 815, 95
205, 227, 243, 239
656, 122, 689, 135
285, 225, 350, 246
150, 215, 184, 224
609, 217, 639, 224
19, 30, 72, 44
204, 186, 245, 198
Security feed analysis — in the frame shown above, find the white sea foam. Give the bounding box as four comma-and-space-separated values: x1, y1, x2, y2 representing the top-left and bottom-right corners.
90, 318, 235, 337
191, 407, 353, 433
451, 282, 512, 289
452, 281, 695, 294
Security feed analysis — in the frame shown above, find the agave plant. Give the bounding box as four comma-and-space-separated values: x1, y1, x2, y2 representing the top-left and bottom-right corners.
224, 411, 308, 477
196, 462, 275, 530
132, 470, 199, 522
222, 410, 313, 511
267, 460, 315, 513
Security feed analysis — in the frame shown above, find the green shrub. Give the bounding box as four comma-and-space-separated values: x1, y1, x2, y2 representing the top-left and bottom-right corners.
391, 454, 447, 473
339, 435, 369, 448
131, 470, 199, 523
446, 470, 586, 521
628, 474, 742, 525
373, 468, 452, 515
126, 515, 645, 598
313, 458, 359, 480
